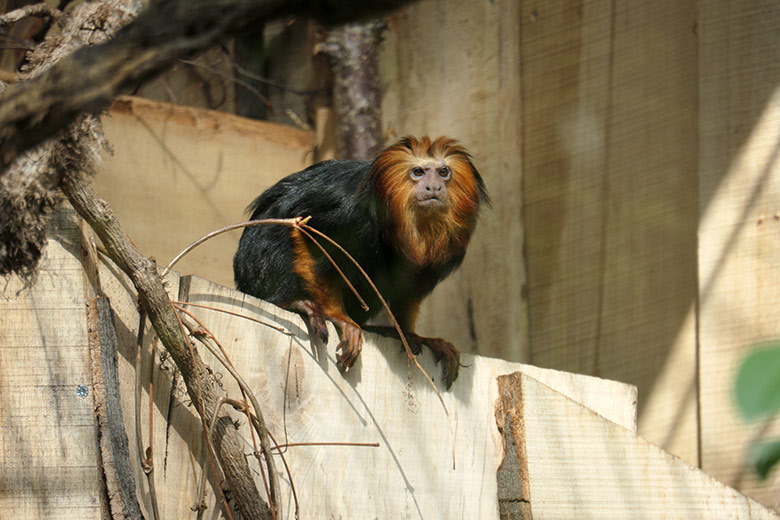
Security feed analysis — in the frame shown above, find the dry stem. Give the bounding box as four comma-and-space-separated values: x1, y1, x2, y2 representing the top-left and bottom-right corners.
61, 173, 273, 519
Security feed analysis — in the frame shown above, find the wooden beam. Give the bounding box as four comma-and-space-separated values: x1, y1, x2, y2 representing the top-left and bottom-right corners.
0, 208, 102, 519
96, 271, 635, 518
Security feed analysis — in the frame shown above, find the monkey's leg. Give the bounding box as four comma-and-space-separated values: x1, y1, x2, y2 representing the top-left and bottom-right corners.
363, 326, 460, 389
290, 229, 364, 370
417, 336, 460, 389
363, 325, 423, 355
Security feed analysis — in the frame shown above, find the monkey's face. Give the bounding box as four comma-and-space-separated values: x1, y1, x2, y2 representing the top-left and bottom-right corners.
370, 135, 487, 226
409, 160, 451, 210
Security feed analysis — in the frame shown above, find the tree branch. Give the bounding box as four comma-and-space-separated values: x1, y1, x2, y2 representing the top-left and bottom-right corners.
0, 3, 61, 28
61, 172, 273, 520
321, 21, 385, 160
0, 0, 416, 170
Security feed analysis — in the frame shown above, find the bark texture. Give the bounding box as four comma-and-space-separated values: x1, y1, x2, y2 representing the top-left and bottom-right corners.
321, 21, 385, 160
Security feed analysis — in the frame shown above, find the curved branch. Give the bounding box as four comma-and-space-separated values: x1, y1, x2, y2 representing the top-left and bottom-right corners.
0, 0, 416, 170
0, 3, 61, 27
61, 172, 273, 520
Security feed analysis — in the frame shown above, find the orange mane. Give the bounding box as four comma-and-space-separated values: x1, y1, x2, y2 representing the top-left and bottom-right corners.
368, 136, 488, 267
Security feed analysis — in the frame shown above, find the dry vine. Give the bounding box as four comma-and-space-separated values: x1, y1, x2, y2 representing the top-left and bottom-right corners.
61, 172, 275, 519
165, 218, 450, 415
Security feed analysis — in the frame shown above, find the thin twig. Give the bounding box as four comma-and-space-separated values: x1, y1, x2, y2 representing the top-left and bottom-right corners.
172, 307, 236, 520
176, 305, 282, 518
178, 57, 273, 112
162, 217, 368, 311
171, 300, 293, 336
294, 225, 369, 311
232, 60, 325, 97
161, 218, 307, 278
300, 223, 449, 416
179, 311, 276, 514
271, 441, 380, 450
221, 397, 302, 520
197, 397, 228, 517
147, 335, 160, 519
134, 312, 161, 520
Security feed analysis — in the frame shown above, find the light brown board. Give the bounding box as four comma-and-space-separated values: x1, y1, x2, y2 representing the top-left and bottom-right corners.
95, 95, 314, 288
698, 0, 780, 508
520, 0, 700, 464
0, 208, 102, 519
379, 0, 529, 361
112, 274, 633, 519
509, 373, 778, 519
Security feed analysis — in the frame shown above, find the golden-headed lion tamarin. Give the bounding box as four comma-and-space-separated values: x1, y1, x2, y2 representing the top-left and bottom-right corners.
233, 136, 488, 387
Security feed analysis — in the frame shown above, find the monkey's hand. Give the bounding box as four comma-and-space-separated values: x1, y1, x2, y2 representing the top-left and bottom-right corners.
287, 300, 363, 370
333, 319, 363, 371
363, 326, 461, 389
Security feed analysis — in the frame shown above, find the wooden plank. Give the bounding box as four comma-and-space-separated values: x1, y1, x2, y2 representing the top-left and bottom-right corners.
0, 207, 102, 519
379, 0, 529, 361
698, 0, 780, 508
118, 275, 632, 518
96, 258, 188, 520
503, 373, 778, 519
521, 0, 700, 464
0, 225, 631, 520
98, 267, 635, 518
95, 95, 314, 288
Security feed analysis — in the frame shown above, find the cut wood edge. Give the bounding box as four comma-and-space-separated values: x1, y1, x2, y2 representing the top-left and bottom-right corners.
107, 95, 314, 150
182, 274, 638, 429
500, 373, 779, 519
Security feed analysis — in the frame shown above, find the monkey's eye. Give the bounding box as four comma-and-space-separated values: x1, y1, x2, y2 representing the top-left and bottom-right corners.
411, 167, 425, 179
438, 166, 451, 179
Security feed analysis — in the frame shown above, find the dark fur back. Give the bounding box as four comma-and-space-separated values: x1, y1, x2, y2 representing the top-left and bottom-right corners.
233, 160, 380, 310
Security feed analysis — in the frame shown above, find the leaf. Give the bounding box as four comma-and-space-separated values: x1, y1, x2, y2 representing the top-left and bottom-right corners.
748, 440, 780, 480
735, 343, 780, 421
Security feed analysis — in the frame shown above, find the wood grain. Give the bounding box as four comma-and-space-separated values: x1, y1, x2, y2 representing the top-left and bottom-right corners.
0, 207, 102, 519
101, 273, 634, 518
505, 373, 778, 519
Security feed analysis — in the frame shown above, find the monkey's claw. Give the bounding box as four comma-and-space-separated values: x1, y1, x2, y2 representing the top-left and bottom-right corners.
406, 336, 423, 356
308, 315, 329, 344
288, 300, 329, 344
419, 336, 460, 389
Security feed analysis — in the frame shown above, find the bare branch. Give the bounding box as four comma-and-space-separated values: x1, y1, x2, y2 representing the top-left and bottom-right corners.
0, 0, 417, 170
176, 304, 282, 516
0, 3, 62, 28
60, 172, 273, 520
320, 21, 385, 160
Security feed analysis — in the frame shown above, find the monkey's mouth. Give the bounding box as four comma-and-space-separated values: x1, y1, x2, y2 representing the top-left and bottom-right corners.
415, 196, 445, 209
